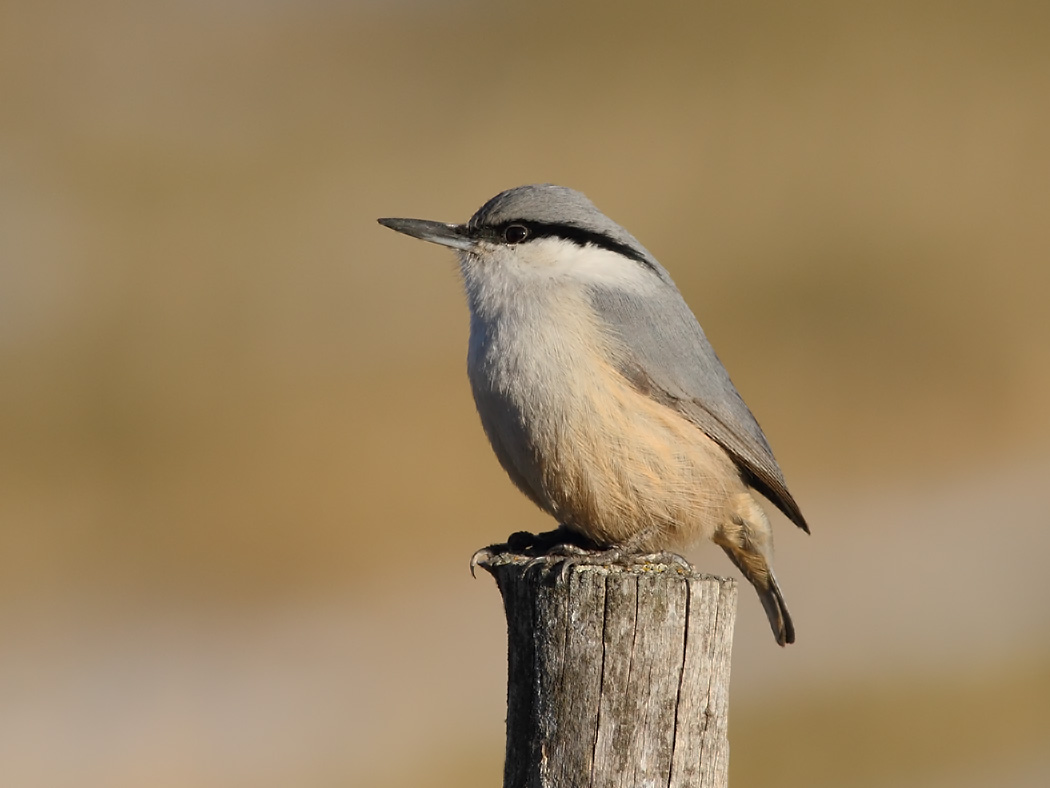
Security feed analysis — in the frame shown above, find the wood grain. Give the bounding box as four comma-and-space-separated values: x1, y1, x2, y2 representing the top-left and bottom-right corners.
477, 553, 737, 788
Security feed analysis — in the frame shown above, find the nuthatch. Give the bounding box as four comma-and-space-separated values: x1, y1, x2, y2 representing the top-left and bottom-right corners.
379, 185, 808, 645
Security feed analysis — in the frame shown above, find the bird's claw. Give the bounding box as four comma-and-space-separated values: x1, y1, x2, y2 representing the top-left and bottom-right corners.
632, 551, 695, 573
469, 531, 694, 581
469, 545, 500, 578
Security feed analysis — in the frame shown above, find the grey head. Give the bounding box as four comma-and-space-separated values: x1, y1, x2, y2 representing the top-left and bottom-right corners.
378, 184, 810, 535
378, 184, 674, 284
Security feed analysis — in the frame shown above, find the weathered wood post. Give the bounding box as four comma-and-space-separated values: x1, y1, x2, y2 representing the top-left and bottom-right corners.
474, 549, 738, 788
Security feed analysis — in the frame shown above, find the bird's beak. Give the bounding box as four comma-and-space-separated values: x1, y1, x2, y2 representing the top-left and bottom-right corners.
377, 218, 474, 252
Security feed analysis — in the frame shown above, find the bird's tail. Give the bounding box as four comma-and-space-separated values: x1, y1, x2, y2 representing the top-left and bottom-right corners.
716, 535, 795, 646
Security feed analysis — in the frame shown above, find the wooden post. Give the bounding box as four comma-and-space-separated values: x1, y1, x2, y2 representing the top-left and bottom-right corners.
475, 550, 738, 788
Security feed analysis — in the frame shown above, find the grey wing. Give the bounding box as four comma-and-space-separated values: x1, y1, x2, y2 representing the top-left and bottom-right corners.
590, 284, 810, 533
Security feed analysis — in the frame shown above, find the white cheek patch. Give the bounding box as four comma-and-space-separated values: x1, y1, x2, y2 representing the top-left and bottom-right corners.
518, 238, 658, 293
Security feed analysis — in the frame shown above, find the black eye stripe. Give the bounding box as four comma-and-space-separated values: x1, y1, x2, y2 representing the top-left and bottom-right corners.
487, 221, 657, 272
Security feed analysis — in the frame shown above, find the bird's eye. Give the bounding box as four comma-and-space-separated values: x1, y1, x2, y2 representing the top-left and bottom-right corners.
503, 224, 529, 244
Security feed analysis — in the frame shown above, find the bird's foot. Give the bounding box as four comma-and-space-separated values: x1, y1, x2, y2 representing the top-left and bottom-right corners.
470, 527, 580, 577
628, 551, 695, 573
470, 528, 694, 581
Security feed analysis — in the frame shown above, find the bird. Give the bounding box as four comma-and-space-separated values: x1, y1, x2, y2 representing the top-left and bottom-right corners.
378, 184, 808, 645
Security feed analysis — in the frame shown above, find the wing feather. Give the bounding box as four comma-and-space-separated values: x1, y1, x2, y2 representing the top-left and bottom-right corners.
590, 284, 810, 533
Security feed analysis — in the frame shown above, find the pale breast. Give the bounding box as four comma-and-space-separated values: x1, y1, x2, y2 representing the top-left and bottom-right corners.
466, 288, 743, 551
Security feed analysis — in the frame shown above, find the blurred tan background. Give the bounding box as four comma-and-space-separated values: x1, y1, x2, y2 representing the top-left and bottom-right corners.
2, 0, 1049, 785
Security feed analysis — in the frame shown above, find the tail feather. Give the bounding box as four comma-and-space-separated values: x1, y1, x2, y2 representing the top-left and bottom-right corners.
719, 545, 795, 646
